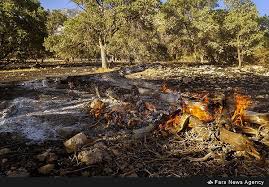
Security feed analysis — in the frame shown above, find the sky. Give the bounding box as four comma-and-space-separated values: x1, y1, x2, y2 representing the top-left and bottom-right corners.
40, 0, 268, 16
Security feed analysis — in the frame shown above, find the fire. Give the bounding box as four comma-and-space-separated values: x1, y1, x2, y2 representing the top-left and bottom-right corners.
232, 94, 252, 124
159, 92, 254, 134
234, 94, 252, 115
183, 100, 214, 123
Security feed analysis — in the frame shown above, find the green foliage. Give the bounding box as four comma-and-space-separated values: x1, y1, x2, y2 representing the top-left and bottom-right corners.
46, 10, 68, 35
157, 0, 219, 61
44, 13, 98, 60
45, 0, 165, 67
109, 0, 167, 62
223, 0, 264, 67
253, 15, 269, 64
0, 0, 48, 60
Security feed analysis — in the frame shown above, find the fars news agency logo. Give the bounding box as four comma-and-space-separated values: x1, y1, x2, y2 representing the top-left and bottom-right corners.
207, 180, 214, 185
206, 179, 265, 186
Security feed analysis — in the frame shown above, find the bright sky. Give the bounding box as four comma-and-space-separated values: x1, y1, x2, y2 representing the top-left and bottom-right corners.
39, 0, 268, 16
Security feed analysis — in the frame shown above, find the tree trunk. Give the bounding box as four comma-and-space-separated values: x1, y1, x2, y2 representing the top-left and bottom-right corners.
99, 38, 108, 69
237, 46, 242, 69
237, 35, 242, 69
200, 55, 204, 63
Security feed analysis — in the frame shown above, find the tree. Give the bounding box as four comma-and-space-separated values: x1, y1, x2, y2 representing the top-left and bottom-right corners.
0, 0, 47, 61
108, 0, 166, 63
46, 0, 163, 67
45, 13, 99, 61
253, 15, 269, 64
68, 0, 130, 68
223, 0, 264, 68
157, 0, 219, 62
46, 10, 68, 36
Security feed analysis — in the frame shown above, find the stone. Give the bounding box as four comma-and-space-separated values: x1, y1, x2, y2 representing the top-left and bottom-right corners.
78, 149, 104, 165
36, 150, 58, 163
64, 132, 88, 153
78, 143, 109, 165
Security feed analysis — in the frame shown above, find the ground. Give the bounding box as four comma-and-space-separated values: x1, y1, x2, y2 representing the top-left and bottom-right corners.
0, 62, 269, 177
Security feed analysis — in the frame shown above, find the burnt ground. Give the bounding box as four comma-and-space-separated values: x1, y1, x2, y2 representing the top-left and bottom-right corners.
0, 63, 269, 177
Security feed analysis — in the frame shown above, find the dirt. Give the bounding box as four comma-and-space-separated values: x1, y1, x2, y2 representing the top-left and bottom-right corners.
0, 63, 269, 177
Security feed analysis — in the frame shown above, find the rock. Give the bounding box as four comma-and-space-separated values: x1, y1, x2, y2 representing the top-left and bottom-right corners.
64, 132, 88, 153
0, 148, 11, 156
7, 168, 30, 177
78, 149, 104, 165
78, 143, 110, 165
38, 164, 54, 174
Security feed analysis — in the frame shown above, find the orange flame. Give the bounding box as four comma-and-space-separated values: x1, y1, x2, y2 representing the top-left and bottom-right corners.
234, 94, 252, 115
232, 94, 252, 125
183, 100, 214, 123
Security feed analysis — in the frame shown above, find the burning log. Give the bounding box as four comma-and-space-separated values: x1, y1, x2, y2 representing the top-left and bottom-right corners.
219, 127, 261, 160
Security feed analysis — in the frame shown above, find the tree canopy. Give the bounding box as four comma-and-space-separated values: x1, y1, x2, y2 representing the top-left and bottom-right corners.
0, 0, 267, 67
0, 0, 47, 61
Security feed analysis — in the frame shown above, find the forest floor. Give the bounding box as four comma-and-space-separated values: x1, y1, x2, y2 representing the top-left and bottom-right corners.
0, 63, 269, 177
